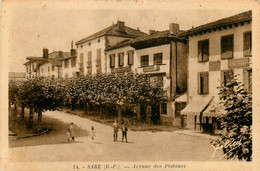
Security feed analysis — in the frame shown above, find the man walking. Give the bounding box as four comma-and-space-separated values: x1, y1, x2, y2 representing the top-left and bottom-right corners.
112, 120, 119, 141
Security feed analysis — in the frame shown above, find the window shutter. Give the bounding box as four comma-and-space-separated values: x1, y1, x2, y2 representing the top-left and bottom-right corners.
204, 72, 209, 94
243, 32, 251, 57
198, 41, 202, 61
221, 35, 233, 59
119, 53, 124, 66
128, 50, 134, 65
110, 54, 115, 68
203, 41, 209, 61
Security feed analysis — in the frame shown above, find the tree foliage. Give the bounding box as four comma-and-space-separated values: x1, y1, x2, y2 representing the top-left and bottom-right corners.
212, 75, 252, 161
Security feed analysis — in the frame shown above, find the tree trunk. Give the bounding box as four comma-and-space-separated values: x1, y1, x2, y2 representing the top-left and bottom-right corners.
38, 110, 42, 125
28, 107, 33, 128
21, 104, 25, 120
14, 103, 17, 118
118, 105, 123, 124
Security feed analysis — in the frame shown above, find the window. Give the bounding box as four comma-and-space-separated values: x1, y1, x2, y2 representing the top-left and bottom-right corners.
128, 50, 134, 65
198, 39, 209, 62
198, 72, 209, 94
161, 103, 167, 115
110, 54, 115, 68
221, 35, 233, 59
71, 58, 76, 67
89, 42, 91, 46
141, 55, 149, 67
88, 51, 92, 62
52, 65, 55, 71
27, 66, 28, 72
221, 69, 233, 87
64, 59, 69, 68
243, 31, 252, 57
243, 68, 252, 91
32, 64, 34, 70
97, 49, 101, 59
154, 53, 163, 65
41, 68, 43, 73
118, 52, 124, 67
51, 75, 55, 79
98, 39, 100, 43
79, 53, 84, 69
48, 66, 50, 72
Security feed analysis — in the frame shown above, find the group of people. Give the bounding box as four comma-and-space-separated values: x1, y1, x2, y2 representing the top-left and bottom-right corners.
66, 120, 128, 143
66, 122, 95, 142
112, 120, 128, 143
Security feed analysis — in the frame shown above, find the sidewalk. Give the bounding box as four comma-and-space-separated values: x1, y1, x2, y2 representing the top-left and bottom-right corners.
175, 129, 218, 140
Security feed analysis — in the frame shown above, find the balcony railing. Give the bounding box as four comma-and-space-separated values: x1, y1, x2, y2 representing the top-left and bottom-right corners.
111, 66, 131, 74
143, 65, 160, 73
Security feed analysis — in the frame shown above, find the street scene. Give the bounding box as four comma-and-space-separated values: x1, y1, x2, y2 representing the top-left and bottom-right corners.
9, 110, 224, 162
6, 2, 253, 166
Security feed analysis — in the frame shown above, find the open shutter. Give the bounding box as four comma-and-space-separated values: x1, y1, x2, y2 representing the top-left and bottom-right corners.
128, 50, 134, 65
198, 41, 202, 61
203, 41, 209, 61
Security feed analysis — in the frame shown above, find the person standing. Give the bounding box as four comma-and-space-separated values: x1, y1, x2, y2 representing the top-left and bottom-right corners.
112, 120, 119, 142
69, 122, 75, 141
121, 124, 128, 143
90, 126, 95, 141
66, 128, 71, 142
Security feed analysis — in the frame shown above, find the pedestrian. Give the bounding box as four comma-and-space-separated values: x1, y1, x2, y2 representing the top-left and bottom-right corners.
90, 126, 95, 141
66, 128, 71, 142
121, 123, 128, 143
112, 120, 119, 142
69, 122, 75, 141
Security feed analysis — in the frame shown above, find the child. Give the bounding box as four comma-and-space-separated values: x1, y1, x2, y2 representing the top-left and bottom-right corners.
90, 126, 95, 141
66, 129, 71, 142
121, 124, 128, 143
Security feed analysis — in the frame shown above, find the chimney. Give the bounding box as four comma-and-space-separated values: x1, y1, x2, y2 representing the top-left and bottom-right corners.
43, 48, 49, 59
117, 21, 125, 32
58, 51, 63, 58
169, 23, 180, 35
70, 40, 76, 56
149, 30, 157, 35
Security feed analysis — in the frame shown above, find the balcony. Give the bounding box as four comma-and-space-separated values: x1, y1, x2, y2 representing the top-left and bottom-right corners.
111, 66, 131, 74
143, 65, 160, 73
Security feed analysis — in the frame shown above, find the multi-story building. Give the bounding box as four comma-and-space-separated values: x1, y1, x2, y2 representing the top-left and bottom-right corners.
106, 23, 188, 126
24, 48, 71, 79
75, 20, 147, 76
180, 11, 252, 133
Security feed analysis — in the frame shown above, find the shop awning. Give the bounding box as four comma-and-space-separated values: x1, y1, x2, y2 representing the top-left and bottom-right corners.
203, 98, 226, 117
180, 96, 213, 116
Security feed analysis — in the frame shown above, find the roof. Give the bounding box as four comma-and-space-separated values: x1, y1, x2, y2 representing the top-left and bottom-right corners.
26, 57, 46, 61
130, 30, 186, 49
183, 10, 252, 36
105, 39, 133, 51
76, 21, 147, 45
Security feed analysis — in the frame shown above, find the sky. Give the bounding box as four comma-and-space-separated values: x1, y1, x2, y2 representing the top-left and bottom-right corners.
6, 1, 250, 73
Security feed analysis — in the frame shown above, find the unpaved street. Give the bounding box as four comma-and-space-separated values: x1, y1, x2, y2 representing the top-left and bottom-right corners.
9, 110, 223, 161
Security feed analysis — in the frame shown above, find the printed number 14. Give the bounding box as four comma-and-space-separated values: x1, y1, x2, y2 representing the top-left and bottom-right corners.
73, 164, 80, 169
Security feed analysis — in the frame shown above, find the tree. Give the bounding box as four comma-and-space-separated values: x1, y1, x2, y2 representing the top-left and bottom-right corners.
18, 77, 63, 126
211, 75, 252, 161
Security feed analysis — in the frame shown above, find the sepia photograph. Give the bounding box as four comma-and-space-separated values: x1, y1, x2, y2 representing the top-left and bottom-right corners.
1, 0, 260, 170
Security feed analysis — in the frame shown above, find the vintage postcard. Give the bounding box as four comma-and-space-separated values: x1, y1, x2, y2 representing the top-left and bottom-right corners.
1, 0, 260, 170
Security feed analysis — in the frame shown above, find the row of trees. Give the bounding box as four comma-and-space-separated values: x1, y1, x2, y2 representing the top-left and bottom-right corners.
9, 73, 167, 127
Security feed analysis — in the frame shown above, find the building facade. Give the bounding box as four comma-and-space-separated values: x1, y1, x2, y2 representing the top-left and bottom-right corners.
180, 11, 252, 133
106, 24, 188, 126
75, 21, 147, 76
24, 48, 71, 79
